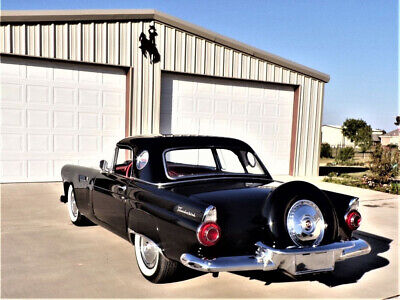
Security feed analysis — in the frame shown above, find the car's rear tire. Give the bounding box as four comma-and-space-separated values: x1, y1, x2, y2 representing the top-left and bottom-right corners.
134, 234, 179, 283
67, 185, 91, 226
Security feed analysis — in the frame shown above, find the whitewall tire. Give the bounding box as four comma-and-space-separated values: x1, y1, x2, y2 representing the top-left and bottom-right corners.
67, 185, 90, 226
134, 234, 179, 283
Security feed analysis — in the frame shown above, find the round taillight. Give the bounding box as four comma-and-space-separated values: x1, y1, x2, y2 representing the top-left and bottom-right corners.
197, 222, 221, 246
346, 210, 362, 231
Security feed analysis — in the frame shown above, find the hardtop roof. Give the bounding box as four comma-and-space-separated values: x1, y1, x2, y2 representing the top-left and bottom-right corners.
117, 135, 253, 151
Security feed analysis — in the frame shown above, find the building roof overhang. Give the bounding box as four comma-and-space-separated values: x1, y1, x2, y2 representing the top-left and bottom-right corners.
1, 9, 330, 82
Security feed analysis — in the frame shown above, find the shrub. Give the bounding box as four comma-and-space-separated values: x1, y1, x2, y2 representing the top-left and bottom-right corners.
335, 147, 354, 164
369, 145, 400, 183
320, 143, 332, 158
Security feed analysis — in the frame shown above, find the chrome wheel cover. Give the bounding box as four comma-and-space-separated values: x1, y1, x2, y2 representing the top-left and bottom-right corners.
139, 236, 159, 269
286, 199, 325, 247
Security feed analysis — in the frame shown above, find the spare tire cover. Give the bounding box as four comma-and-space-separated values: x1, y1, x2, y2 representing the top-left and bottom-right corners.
263, 181, 338, 248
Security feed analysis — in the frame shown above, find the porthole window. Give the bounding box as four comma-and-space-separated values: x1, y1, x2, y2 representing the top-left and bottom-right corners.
136, 150, 149, 170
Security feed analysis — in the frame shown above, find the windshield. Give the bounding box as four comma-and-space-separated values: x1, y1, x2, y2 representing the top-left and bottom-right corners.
164, 147, 265, 179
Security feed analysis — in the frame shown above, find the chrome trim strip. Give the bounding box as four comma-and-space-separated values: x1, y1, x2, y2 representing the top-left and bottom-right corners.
344, 197, 360, 222
128, 175, 272, 189
202, 205, 217, 223
161, 146, 268, 182
156, 176, 271, 188
180, 238, 371, 275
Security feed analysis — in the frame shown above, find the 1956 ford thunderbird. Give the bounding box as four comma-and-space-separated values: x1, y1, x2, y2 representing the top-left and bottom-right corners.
60, 135, 370, 283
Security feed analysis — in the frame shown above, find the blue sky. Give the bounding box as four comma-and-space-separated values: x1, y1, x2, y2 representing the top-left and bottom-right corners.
3, 0, 398, 131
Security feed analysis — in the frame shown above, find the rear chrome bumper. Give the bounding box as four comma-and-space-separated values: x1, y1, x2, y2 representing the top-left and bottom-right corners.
180, 239, 371, 276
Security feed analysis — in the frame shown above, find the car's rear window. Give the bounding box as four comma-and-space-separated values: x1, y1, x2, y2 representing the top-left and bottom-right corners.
165, 148, 217, 178
164, 147, 265, 179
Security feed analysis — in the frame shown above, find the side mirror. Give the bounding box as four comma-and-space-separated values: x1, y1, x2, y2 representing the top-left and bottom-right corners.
99, 160, 109, 172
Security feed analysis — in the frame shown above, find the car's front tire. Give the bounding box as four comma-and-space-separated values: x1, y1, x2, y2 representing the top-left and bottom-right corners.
134, 234, 179, 283
67, 185, 90, 226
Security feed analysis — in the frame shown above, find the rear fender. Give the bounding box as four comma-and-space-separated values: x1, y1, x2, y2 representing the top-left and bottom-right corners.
127, 208, 161, 246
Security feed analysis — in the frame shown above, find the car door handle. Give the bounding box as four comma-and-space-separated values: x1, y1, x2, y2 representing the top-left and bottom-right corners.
117, 185, 126, 193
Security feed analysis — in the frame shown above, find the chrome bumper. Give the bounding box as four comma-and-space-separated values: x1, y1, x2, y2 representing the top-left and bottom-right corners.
180, 239, 371, 276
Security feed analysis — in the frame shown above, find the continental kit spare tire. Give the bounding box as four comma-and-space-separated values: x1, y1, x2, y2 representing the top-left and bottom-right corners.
263, 181, 339, 249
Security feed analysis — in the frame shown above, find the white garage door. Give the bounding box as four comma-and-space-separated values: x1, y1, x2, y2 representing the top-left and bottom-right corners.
0, 57, 126, 182
160, 74, 295, 175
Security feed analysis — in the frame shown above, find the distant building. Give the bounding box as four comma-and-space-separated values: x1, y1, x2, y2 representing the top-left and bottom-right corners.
321, 125, 384, 147
380, 129, 400, 148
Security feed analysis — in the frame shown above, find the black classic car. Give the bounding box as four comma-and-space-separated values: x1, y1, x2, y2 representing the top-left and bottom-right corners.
60, 135, 370, 283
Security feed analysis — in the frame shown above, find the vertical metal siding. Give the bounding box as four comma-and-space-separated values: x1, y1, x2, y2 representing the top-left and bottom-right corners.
69, 23, 81, 61
258, 61, 267, 81
214, 45, 224, 77
250, 58, 258, 80
107, 22, 119, 65
232, 52, 240, 78
0, 21, 326, 176
55, 24, 68, 59
119, 22, 132, 66
81, 23, 94, 62
27, 25, 40, 56
11, 25, 26, 55
0, 25, 11, 53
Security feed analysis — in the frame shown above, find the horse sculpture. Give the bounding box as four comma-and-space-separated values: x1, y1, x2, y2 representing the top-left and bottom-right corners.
139, 25, 161, 64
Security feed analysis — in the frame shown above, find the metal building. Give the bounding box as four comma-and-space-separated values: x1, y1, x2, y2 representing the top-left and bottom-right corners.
0, 9, 330, 182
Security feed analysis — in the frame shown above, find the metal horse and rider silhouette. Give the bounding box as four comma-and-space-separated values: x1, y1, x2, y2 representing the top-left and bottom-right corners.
139, 25, 161, 64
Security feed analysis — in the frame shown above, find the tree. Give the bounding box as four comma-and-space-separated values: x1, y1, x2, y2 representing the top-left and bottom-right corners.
342, 118, 372, 152
357, 125, 373, 152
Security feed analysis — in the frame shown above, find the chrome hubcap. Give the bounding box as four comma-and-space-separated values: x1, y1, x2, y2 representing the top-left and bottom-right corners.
139, 236, 158, 269
286, 199, 325, 247
70, 192, 78, 218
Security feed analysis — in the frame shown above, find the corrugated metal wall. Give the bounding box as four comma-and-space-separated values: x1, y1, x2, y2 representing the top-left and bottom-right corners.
0, 20, 325, 176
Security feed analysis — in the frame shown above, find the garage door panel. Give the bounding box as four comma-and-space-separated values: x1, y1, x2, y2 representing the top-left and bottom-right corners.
78, 135, 100, 152
103, 91, 124, 108
54, 87, 76, 105
0, 57, 126, 182
78, 112, 101, 130
160, 74, 295, 175
103, 114, 124, 131
26, 85, 51, 104
102, 72, 126, 88
27, 134, 51, 152
28, 160, 52, 179
27, 110, 51, 128
54, 135, 76, 152
54, 111, 76, 129
1, 109, 24, 127
53, 67, 77, 82
1, 161, 26, 179
78, 70, 102, 84
1, 133, 24, 152
78, 89, 101, 107
26, 65, 52, 80
1, 82, 23, 102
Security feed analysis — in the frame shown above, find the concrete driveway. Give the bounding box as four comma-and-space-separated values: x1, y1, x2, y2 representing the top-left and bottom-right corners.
1, 181, 399, 298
